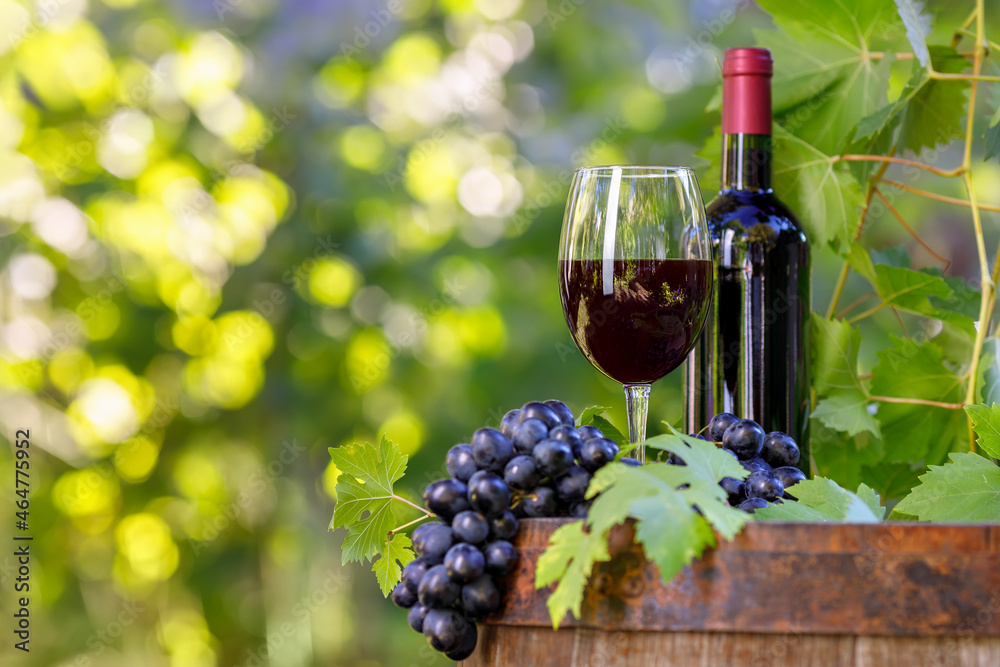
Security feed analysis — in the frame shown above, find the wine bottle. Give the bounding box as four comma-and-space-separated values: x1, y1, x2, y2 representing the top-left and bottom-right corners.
683, 47, 811, 471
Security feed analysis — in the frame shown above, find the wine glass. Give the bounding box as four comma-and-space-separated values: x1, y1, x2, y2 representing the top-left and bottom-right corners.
558, 166, 714, 464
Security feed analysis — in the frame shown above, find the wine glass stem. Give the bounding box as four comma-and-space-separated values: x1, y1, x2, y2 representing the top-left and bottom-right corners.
623, 383, 651, 464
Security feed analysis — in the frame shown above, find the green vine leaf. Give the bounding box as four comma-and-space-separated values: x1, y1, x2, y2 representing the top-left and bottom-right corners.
812, 315, 866, 395
372, 533, 415, 597
577, 406, 628, 448
329, 435, 411, 564
985, 105, 1000, 162
870, 265, 976, 333
894, 452, 1000, 521
534, 521, 611, 630
965, 404, 1000, 460
754, 477, 884, 522
894, 0, 932, 67
812, 390, 881, 438
870, 336, 965, 464
980, 338, 1000, 406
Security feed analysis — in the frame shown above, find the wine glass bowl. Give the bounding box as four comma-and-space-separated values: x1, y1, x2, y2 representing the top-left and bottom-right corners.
558, 166, 714, 463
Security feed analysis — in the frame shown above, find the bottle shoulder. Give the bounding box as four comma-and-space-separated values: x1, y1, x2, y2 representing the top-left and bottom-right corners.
706, 190, 808, 244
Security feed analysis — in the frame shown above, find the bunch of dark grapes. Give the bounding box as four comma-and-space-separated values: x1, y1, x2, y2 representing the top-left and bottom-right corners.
689, 412, 806, 513
390, 399, 621, 660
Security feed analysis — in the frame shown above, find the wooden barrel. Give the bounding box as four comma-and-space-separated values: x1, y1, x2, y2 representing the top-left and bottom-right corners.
461, 519, 1000, 666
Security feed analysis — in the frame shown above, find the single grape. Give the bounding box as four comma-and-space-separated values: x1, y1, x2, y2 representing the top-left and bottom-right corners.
500, 409, 520, 439
418, 564, 461, 608
741, 457, 772, 474
619, 457, 642, 466
467, 471, 511, 518
412, 522, 453, 565
521, 486, 557, 517
578, 438, 618, 472
569, 500, 592, 517
423, 608, 470, 653
392, 582, 418, 608
668, 451, 687, 466
688, 433, 710, 441
745, 471, 784, 501
402, 557, 430, 594
773, 466, 807, 499
544, 399, 576, 427
407, 604, 429, 633
423, 479, 471, 522
519, 401, 562, 429
719, 477, 746, 505
532, 439, 574, 478
549, 425, 584, 457
451, 510, 490, 545
471, 428, 514, 474
446, 444, 477, 482
577, 425, 605, 441
445, 621, 478, 661
738, 497, 769, 513
444, 543, 485, 584
512, 419, 548, 454
490, 510, 519, 541
723, 419, 765, 460
483, 540, 518, 577
503, 455, 539, 491
461, 574, 500, 619
555, 465, 591, 503
761, 432, 800, 468
708, 412, 740, 441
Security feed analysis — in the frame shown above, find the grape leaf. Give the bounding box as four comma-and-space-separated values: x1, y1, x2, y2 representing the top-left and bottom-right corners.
894, 0, 932, 67
985, 105, 1000, 162
813, 424, 885, 491
893, 452, 1000, 521
645, 430, 748, 486
869, 245, 912, 269
812, 390, 881, 437
534, 521, 611, 630
870, 336, 965, 463
965, 404, 1000, 460
812, 315, 865, 395
871, 265, 975, 333
856, 483, 887, 519
329, 435, 410, 564
372, 533, 415, 597
629, 493, 717, 582
754, 477, 883, 522
980, 338, 1000, 406
577, 406, 611, 427
844, 242, 877, 284
577, 407, 628, 448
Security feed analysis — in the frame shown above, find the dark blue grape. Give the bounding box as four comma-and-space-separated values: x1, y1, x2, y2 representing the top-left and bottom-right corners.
423, 478, 470, 522
407, 603, 429, 632
741, 457, 772, 474
483, 540, 518, 577
761, 432, 800, 468
446, 444, 477, 482
719, 477, 746, 505
549, 424, 584, 457
445, 621, 478, 660
461, 575, 500, 620
667, 451, 687, 466
688, 432, 710, 441
619, 457, 642, 466
709, 412, 740, 441
471, 428, 514, 473
723, 419, 765, 460
467, 471, 511, 518
773, 466, 807, 499
503, 455, 538, 491
577, 425, 604, 441
402, 557, 429, 594
745, 471, 784, 501
521, 486, 557, 517
418, 564, 460, 608
512, 418, 548, 454
500, 409, 520, 438
555, 465, 591, 503
490, 510, 518, 540
738, 497, 769, 513
532, 439, 573, 478
544, 399, 576, 426
451, 510, 489, 545
519, 401, 562, 429
392, 582, 417, 608
412, 522, 453, 565
569, 500, 592, 517
579, 438, 618, 472
444, 543, 485, 584
423, 608, 470, 652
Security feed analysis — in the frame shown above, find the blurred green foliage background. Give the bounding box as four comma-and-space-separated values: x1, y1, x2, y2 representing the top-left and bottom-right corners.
0, 0, 997, 665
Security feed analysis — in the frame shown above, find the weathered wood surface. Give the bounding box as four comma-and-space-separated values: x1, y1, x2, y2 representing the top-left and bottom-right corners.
461, 519, 1000, 666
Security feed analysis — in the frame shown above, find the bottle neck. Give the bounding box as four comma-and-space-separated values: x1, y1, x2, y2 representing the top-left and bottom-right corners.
720, 133, 772, 192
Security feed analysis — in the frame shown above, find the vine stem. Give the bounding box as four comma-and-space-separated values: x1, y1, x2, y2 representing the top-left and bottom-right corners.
962, 0, 989, 453
389, 514, 432, 536
395, 495, 435, 517
833, 154, 964, 178
870, 395, 965, 410
930, 71, 1000, 82
847, 301, 886, 324
881, 179, 1000, 213
873, 189, 949, 266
